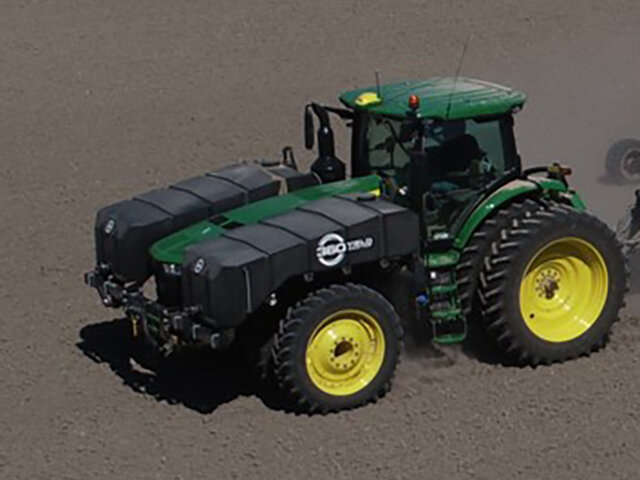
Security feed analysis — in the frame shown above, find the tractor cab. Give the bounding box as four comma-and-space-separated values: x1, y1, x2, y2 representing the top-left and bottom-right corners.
305, 78, 526, 246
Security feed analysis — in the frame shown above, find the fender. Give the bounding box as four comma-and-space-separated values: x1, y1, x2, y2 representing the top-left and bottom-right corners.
453, 177, 585, 250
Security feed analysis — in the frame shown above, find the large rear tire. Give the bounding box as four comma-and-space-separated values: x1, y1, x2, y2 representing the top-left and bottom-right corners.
479, 202, 626, 365
273, 283, 402, 414
457, 198, 543, 321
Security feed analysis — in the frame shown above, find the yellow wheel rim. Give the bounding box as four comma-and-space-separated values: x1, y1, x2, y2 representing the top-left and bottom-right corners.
519, 237, 608, 343
306, 309, 385, 396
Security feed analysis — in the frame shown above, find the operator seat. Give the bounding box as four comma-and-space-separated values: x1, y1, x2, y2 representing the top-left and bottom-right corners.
431, 134, 486, 190
424, 134, 488, 228
440, 134, 484, 172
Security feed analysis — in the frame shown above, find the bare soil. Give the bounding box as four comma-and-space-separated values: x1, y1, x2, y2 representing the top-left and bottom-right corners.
2, 1, 640, 478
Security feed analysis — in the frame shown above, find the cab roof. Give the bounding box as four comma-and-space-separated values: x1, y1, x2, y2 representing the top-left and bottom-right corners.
339, 77, 526, 120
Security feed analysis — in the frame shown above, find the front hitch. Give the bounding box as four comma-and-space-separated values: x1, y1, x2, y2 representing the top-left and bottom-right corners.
85, 265, 235, 353
84, 265, 127, 307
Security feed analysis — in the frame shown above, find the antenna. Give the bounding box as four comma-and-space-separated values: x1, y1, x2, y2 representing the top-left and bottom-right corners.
445, 34, 472, 120
375, 70, 381, 98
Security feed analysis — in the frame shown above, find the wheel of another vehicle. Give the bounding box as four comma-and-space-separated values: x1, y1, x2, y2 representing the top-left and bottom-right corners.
479, 202, 626, 365
615, 197, 640, 256
605, 138, 640, 183
273, 283, 402, 414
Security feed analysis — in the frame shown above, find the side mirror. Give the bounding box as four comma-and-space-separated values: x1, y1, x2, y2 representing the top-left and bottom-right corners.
408, 149, 430, 212
304, 105, 314, 150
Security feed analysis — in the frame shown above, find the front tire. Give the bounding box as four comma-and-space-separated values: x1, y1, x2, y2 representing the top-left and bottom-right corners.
479, 203, 626, 365
273, 283, 402, 414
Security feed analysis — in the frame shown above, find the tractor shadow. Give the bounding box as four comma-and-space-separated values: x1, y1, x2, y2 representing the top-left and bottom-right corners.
77, 271, 506, 415
77, 318, 285, 414
595, 174, 620, 185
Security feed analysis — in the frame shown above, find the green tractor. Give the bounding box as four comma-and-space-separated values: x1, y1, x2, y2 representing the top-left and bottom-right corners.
86, 77, 626, 413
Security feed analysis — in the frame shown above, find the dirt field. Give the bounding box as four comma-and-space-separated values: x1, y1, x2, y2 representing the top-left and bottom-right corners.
3, 1, 640, 478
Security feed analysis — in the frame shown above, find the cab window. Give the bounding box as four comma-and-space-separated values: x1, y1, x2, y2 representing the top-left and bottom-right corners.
364, 114, 518, 241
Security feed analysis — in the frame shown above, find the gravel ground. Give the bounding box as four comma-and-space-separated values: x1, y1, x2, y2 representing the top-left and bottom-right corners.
2, 1, 640, 478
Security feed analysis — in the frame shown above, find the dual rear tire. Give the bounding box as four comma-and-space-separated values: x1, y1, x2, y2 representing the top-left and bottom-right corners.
462, 199, 626, 365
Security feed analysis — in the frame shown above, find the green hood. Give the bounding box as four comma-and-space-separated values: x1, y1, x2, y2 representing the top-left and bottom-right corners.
150, 175, 381, 264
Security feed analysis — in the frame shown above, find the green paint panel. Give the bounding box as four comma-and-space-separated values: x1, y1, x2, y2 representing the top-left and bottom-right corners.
150, 175, 381, 264
149, 220, 226, 265
533, 178, 587, 210
433, 333, 466, 345
569, 191, 586, 210
426, 250, 460, 268
223, 175, 379, 224
431, 308, 462, 319
453, 180, 539, 250
453, 177, 584, 250
430, 284, 458, 294
340, 78, 526, 120
534, 178, 568, 191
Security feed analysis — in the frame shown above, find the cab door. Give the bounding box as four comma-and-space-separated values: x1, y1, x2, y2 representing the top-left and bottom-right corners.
422, 115, 520, 245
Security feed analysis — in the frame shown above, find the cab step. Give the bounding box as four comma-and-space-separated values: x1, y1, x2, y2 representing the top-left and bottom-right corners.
430, 315, 467, 345
431, 307, 462, 319
422, 257, 468, 344
432, 331, 466, 345
430, 284, 458, 295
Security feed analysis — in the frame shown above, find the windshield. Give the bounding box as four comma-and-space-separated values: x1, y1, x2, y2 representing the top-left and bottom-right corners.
365, 114, 510, 182
366, 116, 414, 173
364, 113, 518, 239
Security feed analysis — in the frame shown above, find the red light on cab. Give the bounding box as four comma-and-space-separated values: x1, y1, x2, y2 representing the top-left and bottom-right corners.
408, 94, 420, 110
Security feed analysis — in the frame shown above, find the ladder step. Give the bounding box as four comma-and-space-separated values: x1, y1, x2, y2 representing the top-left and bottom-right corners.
423, 258, 466, 344
431, 314, 467, 344
431, 308, 461, 319
431, 284, 458, 295
427, 251, 460, 268
433, 332, 466, 345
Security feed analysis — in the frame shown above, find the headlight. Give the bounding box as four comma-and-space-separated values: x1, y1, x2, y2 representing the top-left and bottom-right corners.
162, 263, 182, 276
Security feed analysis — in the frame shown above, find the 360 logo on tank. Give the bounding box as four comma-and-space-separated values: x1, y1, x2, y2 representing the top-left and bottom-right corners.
316, 233, 374, 267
